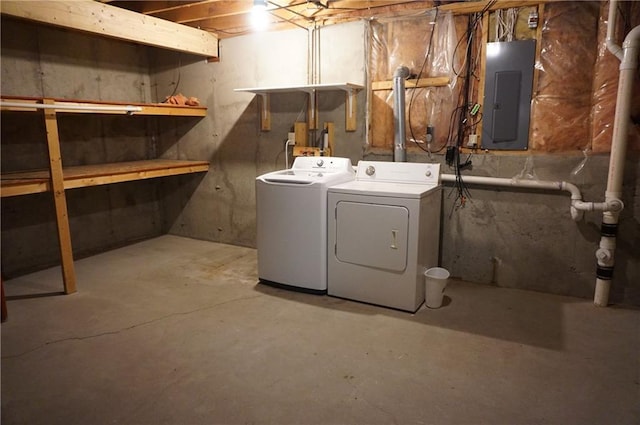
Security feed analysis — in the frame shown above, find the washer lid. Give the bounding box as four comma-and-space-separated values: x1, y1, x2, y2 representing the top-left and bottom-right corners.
257, 156, 355, 185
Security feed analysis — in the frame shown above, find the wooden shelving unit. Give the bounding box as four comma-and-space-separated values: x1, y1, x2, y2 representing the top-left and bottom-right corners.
0, 96, 210, 294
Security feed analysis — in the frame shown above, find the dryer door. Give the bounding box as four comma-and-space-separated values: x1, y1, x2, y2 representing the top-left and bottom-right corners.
335, 201, 408, 272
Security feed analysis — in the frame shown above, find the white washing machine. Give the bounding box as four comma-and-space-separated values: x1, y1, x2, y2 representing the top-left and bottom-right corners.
327, 161, 442, 312
256, 156, 355, 293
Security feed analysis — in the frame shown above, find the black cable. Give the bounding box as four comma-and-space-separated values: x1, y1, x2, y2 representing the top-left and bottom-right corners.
169, 56, 182, 98
408, 7, 439, 154
450, 7, 491, 211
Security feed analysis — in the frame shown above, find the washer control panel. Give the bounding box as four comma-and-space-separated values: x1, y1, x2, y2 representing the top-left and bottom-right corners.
291, 156, 354, 173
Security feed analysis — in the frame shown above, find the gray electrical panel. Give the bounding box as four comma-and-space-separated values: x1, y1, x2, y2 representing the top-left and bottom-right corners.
482, 39, 536, 150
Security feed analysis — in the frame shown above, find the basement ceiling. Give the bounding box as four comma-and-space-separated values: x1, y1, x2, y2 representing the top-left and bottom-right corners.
98, 0, 460, 38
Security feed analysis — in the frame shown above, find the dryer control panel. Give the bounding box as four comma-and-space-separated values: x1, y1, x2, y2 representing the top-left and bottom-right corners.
355, 161, 440, 185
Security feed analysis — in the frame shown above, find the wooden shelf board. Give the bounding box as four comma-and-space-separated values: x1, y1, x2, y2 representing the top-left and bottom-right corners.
372, 77, 451, 91
1, 159, 209, 197
0, 96, 207, 117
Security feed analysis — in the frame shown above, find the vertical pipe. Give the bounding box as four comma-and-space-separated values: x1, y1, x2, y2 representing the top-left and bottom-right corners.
596, 1, 640, 306
393, 66, 410, 162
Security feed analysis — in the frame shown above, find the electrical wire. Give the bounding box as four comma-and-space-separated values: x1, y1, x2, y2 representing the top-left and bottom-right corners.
168, 55, 182, 98
407, 7, 439, 154
284, 139, 295, 169
445, 1, 496, 211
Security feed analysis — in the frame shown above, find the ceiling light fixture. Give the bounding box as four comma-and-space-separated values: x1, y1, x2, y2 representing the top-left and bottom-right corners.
253, 0, 268, 10
306, 0, 328, 9
251, 0, 269, 30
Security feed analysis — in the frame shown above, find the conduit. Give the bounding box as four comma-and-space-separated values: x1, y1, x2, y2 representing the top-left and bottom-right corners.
440, 174, 622, 222
0, 101, 142, 113
595, 0, 640, 306
393, 66, 410, 162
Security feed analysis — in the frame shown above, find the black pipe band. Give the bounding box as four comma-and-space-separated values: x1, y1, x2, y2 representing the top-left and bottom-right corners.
596, 266, 614, 280
601, 223, 618, 237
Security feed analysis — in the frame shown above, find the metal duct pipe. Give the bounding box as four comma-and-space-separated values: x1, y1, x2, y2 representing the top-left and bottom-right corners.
393, 66, 410, 162
596, 0, 640, 307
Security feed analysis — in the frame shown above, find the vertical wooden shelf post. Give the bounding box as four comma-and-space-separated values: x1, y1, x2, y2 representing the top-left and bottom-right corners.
308, 89, 319, 130
345, 88, 357, 132
42, 99, 77, 294
258, 94, 271, 131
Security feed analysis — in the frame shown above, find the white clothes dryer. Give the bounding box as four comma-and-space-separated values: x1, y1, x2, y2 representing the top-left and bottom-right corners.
327, 161, 442, 312
256, 156, 355, 293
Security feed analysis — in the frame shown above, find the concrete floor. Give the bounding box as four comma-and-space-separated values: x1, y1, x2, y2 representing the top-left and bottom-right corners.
1, 235, 639, 425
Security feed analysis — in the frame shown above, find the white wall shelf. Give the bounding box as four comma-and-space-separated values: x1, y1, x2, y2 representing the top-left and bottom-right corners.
235, 83, 363, 132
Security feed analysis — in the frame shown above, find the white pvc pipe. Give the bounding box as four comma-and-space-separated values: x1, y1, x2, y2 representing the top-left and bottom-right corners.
606, 0, 624, 61
440, 174, 621, 222
594, 0, 640, 307
0, 101, 142, 113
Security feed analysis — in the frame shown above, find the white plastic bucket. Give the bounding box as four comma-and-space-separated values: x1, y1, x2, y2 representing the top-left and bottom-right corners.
424, 267, 449, 309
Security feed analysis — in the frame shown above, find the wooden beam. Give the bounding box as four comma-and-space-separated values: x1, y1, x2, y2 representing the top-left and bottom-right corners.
0, 0, 218, 58
109, 1, 203, 15
440, 0, 546, 15
152, 0, 249, 24
372, 77, 450, 91
475, 11, 489, 147
42, 99, 77, 295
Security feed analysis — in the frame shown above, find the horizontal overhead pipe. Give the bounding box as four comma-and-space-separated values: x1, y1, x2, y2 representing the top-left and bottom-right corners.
0, 101, 142, 113
440, 174, 623, 222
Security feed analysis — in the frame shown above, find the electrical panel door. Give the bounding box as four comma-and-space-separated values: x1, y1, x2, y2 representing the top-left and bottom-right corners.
482, 40, 536, 150
334, 201, 409, 272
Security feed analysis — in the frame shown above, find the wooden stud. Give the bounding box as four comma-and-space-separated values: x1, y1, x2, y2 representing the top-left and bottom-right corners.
258, 94, 271, 131
475, 11, 490, 148
42, 99, 77, 294
529, 3, 545, 147
324, 122, 335, 154
308, 90, 319, 130
345, 90, 357, 132
294, 122, 308, 147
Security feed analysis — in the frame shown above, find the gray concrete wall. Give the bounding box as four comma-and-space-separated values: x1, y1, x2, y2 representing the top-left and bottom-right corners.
1, 18, 164, 277
150, 19, 639, 305
365, 152, 640, 306
2, 17, 637, 306
152, 22, 368, 247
